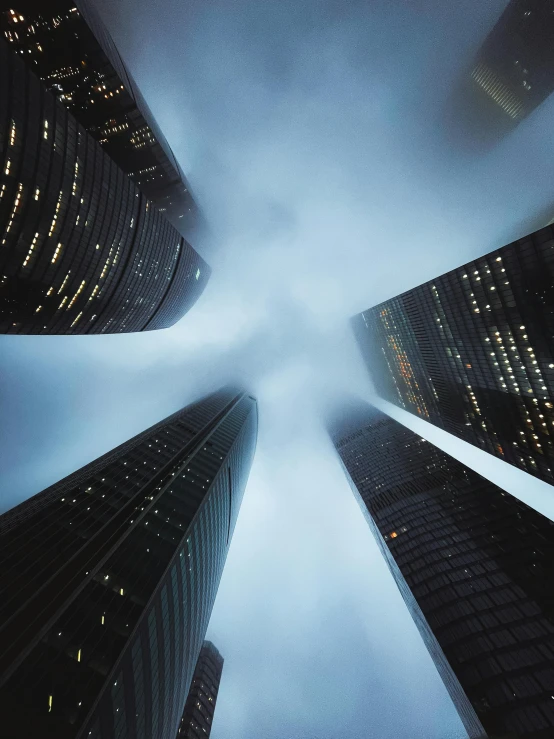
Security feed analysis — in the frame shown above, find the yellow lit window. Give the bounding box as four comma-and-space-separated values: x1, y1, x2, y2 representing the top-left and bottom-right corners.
58, 271, 71, 294
67, 280, 86, 309
51, 243, 63, 264
70, 311, 83, 328
22, 232, 40, 267
88, 284, 100, 301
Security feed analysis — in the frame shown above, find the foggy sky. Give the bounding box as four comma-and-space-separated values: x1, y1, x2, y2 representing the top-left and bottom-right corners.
3, 0, 554, 737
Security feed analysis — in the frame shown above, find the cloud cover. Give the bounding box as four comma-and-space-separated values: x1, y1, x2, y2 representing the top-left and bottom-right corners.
3, 0, 554, 736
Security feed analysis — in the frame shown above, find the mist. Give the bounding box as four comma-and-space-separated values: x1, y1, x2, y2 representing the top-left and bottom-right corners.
3, 0, 554, 736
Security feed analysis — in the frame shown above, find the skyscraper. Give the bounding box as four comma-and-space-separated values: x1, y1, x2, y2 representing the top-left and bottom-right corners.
354, 223, 554, 486
329, 402, 554, 739
0, 0, 201, 238
0, 387, 257, 739
0, 36, 209, 334
176, 641, 224, 738
448, 0, 554, 145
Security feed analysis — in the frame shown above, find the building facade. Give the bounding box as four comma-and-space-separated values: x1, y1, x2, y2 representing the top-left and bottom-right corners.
471, 0, 554, 123
329, 403, 554, 739
354, 223, 554, 486
0, 36, 209, 333
0, 0, 201, 237
0, 388, 257, 739
176, 641, 224, 738
447, 0, 554, 146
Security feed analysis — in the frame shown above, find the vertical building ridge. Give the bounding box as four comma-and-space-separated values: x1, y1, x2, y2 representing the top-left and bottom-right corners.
0, 387, 257, 739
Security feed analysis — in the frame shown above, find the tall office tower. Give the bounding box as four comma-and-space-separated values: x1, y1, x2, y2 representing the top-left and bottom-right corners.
354, 224, 554, 486
329, 402, 554, 739
0, 388, 257, 739
448, 0, 554, 146
0, 37, 209, 333
0, 0, 201, 238
176, 641, 223, 738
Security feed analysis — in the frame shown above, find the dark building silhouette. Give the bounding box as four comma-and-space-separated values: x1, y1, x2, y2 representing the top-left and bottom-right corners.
448, 0, 554, 146
0, 36, 209, 333
354, 223, 554, 486
176, 641, 223, 738
329, 402, 554, 739
0, 0, 201, 238
0, 388, 257, 739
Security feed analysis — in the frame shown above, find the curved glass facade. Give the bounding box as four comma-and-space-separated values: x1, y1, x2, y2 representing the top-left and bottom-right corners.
331, 404, 554, 739
176, 641, 224, 738
0, 388, 257, 739
0, 37, 209, 334
0, 0, 201, 237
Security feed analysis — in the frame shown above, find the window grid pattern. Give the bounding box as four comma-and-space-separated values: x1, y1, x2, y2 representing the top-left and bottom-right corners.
0, 389, 258, 739
0, 0, 200, 236
333, 406, 554, 739
471, 0, 554, 122
355, 225, 554, 485
0, 36, 208, 334
446, 0, 554, 145
175, 641, 224, 738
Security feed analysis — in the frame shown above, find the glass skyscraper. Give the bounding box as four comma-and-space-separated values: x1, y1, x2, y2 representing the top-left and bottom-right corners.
448, 0, 554, 145
0, 0, 201, 237
0, 35, 209, 334
354, 223, 554, 486
0, 388, 257, 739
176, 640, 224, 738
329, 402, 554, 739
472, 1, 554, 119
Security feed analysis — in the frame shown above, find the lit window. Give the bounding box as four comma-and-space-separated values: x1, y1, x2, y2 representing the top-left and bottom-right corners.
51, 243, 63, 264
70, 311, 83, 328
22, 232, 40, 267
